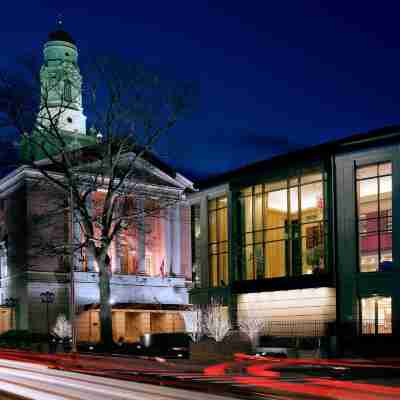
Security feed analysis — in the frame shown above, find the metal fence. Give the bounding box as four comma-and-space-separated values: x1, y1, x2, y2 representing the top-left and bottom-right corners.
262, 320, 331, 337
235, 319, 333, 338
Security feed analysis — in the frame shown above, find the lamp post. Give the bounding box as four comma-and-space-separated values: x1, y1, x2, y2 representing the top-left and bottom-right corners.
40, 291, 55, 336
4, 297, 18, 330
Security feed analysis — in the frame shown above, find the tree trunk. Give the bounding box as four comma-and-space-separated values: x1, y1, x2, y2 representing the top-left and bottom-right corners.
98, 255, 114, 349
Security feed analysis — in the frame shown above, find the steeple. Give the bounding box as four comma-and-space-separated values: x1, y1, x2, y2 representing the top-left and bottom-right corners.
48, 15, 76, 45
21, 24, 95, 162
37, 21, 87, 135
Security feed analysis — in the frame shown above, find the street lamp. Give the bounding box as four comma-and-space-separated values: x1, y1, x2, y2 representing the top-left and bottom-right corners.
40, 291, 55, 336
4, 297, 18, 330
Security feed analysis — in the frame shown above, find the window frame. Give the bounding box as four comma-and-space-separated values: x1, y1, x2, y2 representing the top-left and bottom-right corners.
355, 161, 393, 273
238, 168, 328, 281
208, 195, 229, 288
359, 295, 392, 335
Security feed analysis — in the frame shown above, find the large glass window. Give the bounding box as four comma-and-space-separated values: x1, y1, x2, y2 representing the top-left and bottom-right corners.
356, 162, 392, 272
361, 296, 392, 334
208, 196, 228, 287
239, 170, 326, 280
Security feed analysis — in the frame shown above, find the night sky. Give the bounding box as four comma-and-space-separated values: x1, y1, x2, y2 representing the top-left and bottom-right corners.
1, 1, 400, 180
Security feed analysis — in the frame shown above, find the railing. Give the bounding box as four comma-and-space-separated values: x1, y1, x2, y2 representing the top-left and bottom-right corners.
262, 320, 331, 337
234, 319, 333, 338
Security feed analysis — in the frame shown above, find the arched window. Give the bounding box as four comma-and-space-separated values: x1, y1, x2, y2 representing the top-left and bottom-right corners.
64, 81, 72, 103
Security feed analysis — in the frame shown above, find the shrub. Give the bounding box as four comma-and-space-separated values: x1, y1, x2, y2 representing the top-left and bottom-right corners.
0, 330, 48, 348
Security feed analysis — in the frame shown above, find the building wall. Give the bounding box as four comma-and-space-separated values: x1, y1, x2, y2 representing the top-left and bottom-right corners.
335, 142, 400, 338
188, 185, 231, 305
26, 274, 70, 334
77, 309, 185, 343
0, 184, 29, 329
26, 181, 68, 273
237, 287, 336, 336
0, 308, 13, 334
237, 287, 336, 321
73, 272, 189, 308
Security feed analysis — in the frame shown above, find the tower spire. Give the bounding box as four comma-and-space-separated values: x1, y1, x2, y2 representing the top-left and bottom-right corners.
57, 13, 63, 28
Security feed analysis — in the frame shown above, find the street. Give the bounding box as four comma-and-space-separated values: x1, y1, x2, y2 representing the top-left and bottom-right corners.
0, 358, 238, 400
0, 350, 398, 400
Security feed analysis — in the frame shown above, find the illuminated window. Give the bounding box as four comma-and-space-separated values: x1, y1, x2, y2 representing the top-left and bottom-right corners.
208, 196, 228, 287
239, 170, 326, 280
356, 162, 392, 272
361, 296, 392, 334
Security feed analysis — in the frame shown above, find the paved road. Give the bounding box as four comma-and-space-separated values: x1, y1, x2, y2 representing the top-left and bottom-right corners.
0, 352, 399, 400
0, 359, 239, 400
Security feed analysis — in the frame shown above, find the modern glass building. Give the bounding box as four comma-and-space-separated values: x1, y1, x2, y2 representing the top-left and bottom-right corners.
188, 125, 400, 354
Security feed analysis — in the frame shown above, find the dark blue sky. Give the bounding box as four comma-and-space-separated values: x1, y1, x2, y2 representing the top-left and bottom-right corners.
2, 1, 400, 179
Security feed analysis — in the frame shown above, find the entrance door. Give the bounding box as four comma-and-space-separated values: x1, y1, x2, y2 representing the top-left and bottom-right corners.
360, 296, 392, 334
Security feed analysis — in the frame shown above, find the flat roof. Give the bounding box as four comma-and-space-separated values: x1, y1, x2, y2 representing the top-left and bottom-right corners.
196, 124, 400, 189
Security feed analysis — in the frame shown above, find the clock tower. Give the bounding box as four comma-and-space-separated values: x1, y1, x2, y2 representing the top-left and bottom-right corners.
37, 28, 87, 135
21, 24, 95, 162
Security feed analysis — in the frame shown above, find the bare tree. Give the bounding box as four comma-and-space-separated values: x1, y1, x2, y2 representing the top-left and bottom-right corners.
0, 54, 197, 348
204, 297, 231, 342
238, 319, 265, 351
181, 305, 203, 343
52, 314, 72, 340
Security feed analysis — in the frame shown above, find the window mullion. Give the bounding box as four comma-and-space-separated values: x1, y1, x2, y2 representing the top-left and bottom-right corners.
252, 189, 255, 280
377, 169, 381, 271
286, 179, 291, 277
217, 206, 221, 286
298, 178, 302, 276
262, 188, 265, 278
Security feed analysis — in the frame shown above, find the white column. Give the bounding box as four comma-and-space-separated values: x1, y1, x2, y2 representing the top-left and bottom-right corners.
172, 205, 181, 276
163, 207, 172, 275
138, 198, 146, 274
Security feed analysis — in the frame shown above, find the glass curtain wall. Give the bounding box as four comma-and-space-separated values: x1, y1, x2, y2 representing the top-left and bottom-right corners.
239, 170, 326, 280
356, 162, 392, 272
208, 196, 228, 287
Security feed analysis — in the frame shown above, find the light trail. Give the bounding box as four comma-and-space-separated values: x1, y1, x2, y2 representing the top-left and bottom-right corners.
0, 359, 238, 400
